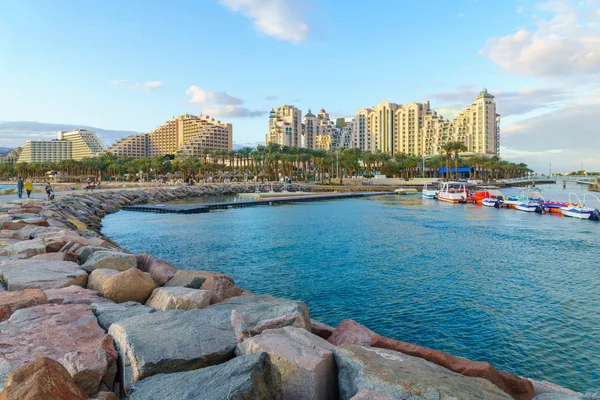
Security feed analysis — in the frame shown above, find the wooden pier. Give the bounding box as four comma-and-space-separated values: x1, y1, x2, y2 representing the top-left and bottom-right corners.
122, 191, 395, 214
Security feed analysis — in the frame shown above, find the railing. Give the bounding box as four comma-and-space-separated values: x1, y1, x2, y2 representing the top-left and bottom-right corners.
502, 176, 597, 183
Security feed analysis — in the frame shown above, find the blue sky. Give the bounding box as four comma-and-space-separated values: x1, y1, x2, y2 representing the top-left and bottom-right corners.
1, 0, 599, 172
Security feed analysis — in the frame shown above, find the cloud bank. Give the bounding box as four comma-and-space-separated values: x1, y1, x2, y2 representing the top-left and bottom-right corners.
186, 85, 266, 118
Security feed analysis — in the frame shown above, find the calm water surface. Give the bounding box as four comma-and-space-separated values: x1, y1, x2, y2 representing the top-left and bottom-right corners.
102, 184, 600, 392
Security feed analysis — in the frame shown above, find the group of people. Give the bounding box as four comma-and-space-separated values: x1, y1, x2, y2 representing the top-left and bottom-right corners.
85, 178, 102, 192
16, 177, 54, 200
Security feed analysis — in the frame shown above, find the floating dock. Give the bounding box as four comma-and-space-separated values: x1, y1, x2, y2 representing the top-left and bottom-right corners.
122, 191, 394, 214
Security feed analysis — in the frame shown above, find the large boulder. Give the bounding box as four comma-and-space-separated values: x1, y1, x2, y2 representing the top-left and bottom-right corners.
0, 289, 47, 322
145, 287, 211, 310
88, 269, 119, 294
0, 238, 45, 258
0, 357, 86, 400
335, 344, 512, 400
137, 253, 177, 286
311, 319, 335, 340
125, 353, 282, 400
44, 232, 88, 253
30, 252, 78, 263
532, 395, 585, 400
77, 246, 117, 265
102, 268, 156, 304
236, 326, 338, 400
109, 294, 310, 392
165, 269, 246, 304
81, 251, 138, 273
0, 304, 118, 396
329, 319, 535, 400
0, 260, 88, 291
44, 285, 112, 305
91, 301, 155, 331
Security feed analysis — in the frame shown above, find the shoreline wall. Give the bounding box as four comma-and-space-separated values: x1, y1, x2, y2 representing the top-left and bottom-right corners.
0, 185, 584, 399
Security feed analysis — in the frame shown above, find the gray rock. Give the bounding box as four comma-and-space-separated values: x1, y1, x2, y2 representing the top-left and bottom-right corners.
334, 344, 512, 400
91, 301, 154, 331
81, 251, 137, 273
77, 246, 115, 264
125, 352, 282, 400
0, 238, 46, 258
0, 260, 88, 290
163, 270, 207, 289
533, 395, 589, 400
145, 286, 211, 310
44, 285, 113, 305
528, 378, 581, 396
109, 294, 310, 392
236, 326, 337, 400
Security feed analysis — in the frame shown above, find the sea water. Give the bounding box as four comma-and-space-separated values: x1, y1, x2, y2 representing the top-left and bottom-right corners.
102, 183, 600, 392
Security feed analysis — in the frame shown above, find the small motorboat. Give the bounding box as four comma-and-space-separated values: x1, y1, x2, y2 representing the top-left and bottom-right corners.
395, 188, 418, 195
473, 189, 504, 205
436, 182, 471, 203
560, 193, 600, 220
514, 202, 545, 213
482, 197, 500, 207
421, 182, 440, 199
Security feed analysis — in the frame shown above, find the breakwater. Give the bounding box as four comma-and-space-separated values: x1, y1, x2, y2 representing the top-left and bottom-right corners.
0, 185, 585, 399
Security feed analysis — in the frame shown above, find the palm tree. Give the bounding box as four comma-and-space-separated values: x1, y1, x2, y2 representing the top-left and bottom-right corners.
441, 142, 454, 181
452, 142, 468, 180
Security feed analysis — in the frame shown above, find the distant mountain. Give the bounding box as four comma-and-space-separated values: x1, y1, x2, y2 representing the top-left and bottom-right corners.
233, 141, 264, 150
0, 121, 140, 148
0, 147, 13, 156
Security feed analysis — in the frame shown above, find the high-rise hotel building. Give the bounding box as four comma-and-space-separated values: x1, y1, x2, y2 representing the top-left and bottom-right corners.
265, 89, 500, 157
17, 129, 104, 163
107, 114, 232, 159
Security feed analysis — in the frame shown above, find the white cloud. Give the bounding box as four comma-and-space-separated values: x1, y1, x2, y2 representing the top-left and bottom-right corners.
143, 81, 163, 90
186, 85, 265, 118
480, 0, 600, 77
109, 79, 128, 85
219, 0, 309, 43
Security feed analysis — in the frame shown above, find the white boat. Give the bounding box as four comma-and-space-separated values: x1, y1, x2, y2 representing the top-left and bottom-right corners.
514, 202, 542, 212
482, 198, 498, 207
436, 182, 470, 203
395, 188, 418, 195
421, 182, 439, 199
560, 193, 600, 220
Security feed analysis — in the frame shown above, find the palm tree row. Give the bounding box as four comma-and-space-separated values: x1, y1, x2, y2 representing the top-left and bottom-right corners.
0, 144, 531, 183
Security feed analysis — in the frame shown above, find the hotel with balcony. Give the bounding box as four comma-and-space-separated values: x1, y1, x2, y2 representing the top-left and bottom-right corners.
17, 129, 104, 163
106, 114, 232, 159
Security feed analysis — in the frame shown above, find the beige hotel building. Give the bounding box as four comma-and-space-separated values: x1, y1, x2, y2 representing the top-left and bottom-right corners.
266, 89, 500, 157
107, 114, 232, 159
17, 129, 104, 163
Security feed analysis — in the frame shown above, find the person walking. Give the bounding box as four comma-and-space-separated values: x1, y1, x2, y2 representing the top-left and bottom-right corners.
24, 179, 33, 198
44, 182, 53, 201
16, 176, 24, 199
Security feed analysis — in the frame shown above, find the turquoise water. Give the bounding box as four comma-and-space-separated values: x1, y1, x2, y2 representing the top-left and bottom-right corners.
102, 184, 600, 392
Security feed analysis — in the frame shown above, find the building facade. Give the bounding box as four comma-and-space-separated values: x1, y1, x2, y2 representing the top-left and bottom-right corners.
106, 114, 232, 159
266, 105, 303, 148
0, 147, 22, 164
17, 130, 104, 163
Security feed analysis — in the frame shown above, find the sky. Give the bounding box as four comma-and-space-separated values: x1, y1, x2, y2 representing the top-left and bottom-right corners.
0, 0, 599, 173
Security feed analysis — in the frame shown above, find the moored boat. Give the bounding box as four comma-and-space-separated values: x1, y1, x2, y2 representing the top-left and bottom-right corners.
421, 182, 440, 199
395, 188, 418, 195
436, 182, 471, 203
560, 193, 600, 220
482, 197, 499, 207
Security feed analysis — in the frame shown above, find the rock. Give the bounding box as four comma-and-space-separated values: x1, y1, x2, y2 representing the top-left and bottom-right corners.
81, 251, 137, 273
125, 353, 282, 400
77, 246, 115, 265
533, 395, 586, 400
329, 319, 535, 400
350, 390, 395, 400
137, 253, 177, 286
0, 304, 118, 396
109, 294, 309, 391
0, 238, 46, 258
44, 285, 112, 305
163, 269, 207, 289
0, 221, 27, 230
528, 379, 581, 396
93, 391, 119, 400
0, 289, 47, 322
88, 269, 120, 294
0, 260, 88, 290
236, 326, 338, 400
334, 344, 512, 400
0, 357, 86, 400
164, 270, 245, 304
44, 232, 88, 253
327, 319, 375, 347
145, 287, 211, 310
30, 252, 78, 262
311, 319, 335, 340
91, 301, 155, 331
102, 268, 156, 303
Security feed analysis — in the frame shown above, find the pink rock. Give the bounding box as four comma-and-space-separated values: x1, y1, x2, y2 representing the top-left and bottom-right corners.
137, 253, 177, 286
44, 232, 88, 253
44, 285, 113, 305
327, 319, 375, 347
0, 289, 48, 322
31, 252, 78, 263
0, 304, 118, 397
199, 271, 244, 304
310, 319, 335, 340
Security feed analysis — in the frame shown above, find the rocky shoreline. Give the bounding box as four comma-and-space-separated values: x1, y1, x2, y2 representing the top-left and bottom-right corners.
0, 185, 586, 399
